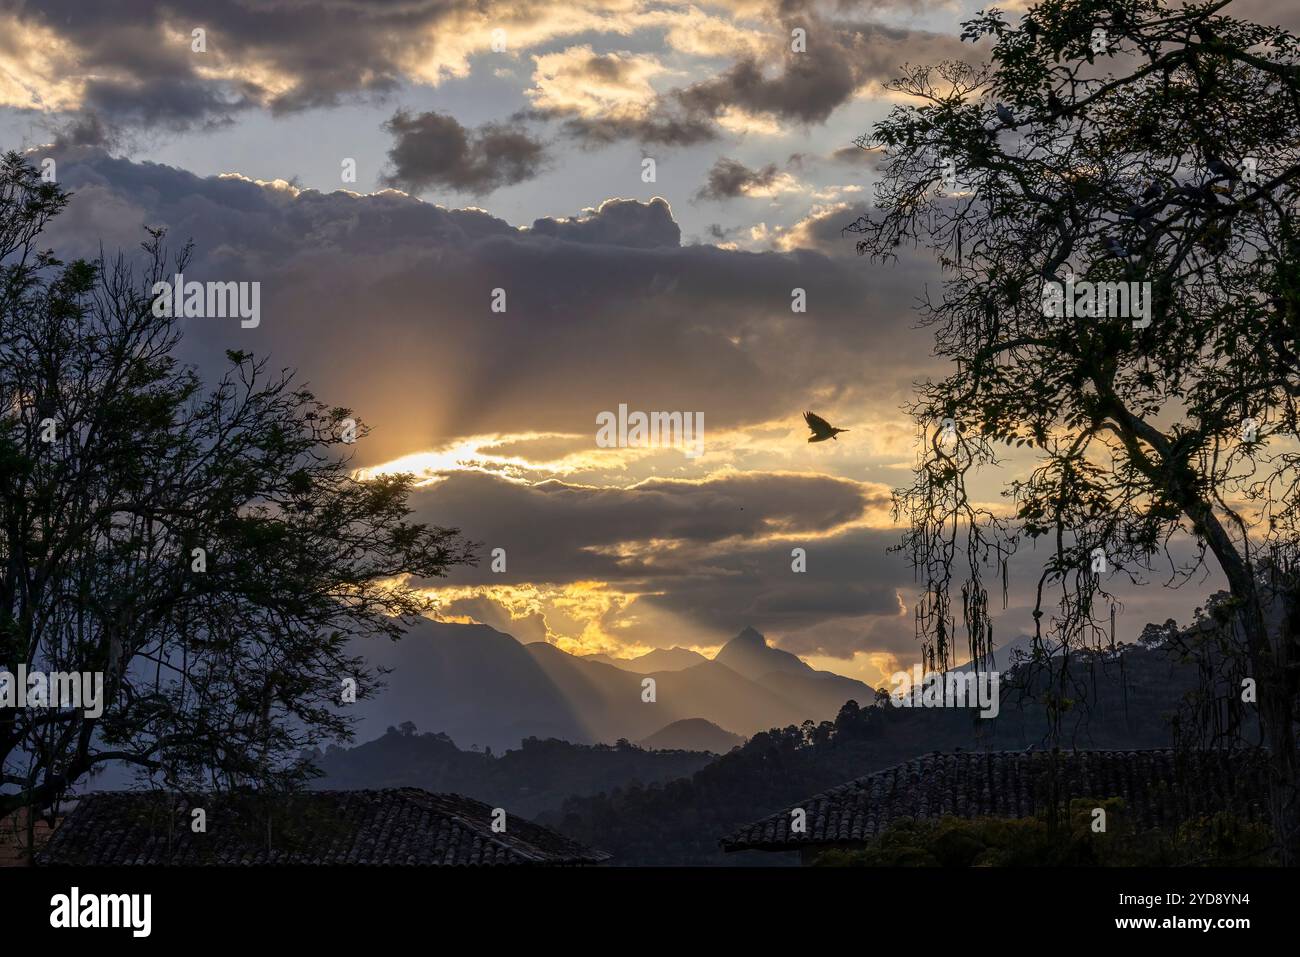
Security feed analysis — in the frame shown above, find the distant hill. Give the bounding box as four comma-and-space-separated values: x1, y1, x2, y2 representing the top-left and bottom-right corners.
311, 728, 715, 818
586, 647, 710, 673
640, 718, 744, 753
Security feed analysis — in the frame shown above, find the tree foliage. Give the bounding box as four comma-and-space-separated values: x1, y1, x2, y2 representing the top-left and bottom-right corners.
0, 153, 476, 822
849, 0, 1300, 858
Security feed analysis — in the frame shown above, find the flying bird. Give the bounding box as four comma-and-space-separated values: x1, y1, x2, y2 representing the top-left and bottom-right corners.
804, 411, 848, 443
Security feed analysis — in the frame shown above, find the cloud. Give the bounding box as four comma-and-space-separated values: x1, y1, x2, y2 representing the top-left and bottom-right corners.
536, 17, 975, 144
48, 112, 119, 150
526, 46, 668, 121
547, 110, 718, 147
402, 467, 909, 653
523, 44, 719, 146
2, 1, 975, 154
381, 110, 548, 196
772, 200, 871, 255
678, 45, 855, 128
399, 464, 1224, 662
40, 147, 942, 468
3, 1, 709, 132
421, 469, 884, 573
0, 1, 538, 124
830, 142, 881, 165
435, 594, 552, 645
530, 197, 681, 248
653, 6, 770, 58
695, 157, 793, 200
676, 19, 971, 129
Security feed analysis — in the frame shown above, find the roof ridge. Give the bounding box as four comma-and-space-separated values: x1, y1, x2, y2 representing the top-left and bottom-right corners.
397, 788, 603, 863
38, 787, 606, 866
720, 747, 1265, 852
838, 746, 1199, 789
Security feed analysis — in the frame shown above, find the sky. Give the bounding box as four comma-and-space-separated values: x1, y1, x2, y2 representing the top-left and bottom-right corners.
2, 0, 1290, 686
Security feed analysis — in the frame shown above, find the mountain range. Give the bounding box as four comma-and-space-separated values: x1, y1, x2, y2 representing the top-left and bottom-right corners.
583, 647, 709, 672
314, 634, 1213, 864
344, 620, 874, 752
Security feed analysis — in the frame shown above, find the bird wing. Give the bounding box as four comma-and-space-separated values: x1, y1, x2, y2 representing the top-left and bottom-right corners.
804, 411, 832, 435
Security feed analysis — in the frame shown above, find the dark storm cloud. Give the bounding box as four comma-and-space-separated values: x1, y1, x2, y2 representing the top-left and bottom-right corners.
528, 18, 974, 146
381, 110, 548, 196
413, 466, 1218, 659
407, 468, 910, 652
678, 46, 855, 127
626, 528, 908, 640
676, 20, 970, 128
419, 469, 881, 582
49, 113, 118, 150
780, 200, 871, 258
7, 0, 978, 151
517, 10, 975, 146
7, 0, 435, 127
82, 77, 255, 131
33, 151, 929, 656
530, 197, 680, 248
515, 41, 720, 147
533, 18, 973, 145
552, 113, 719, 148
695, 157, 782, 200
39, 146, 936, 465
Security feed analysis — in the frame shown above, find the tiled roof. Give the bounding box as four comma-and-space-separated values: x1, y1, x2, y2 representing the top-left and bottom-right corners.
37, 788, 609, 866
721, 749, 1269, 852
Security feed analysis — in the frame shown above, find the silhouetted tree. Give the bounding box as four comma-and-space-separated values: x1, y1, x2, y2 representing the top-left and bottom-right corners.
0, 153, 475, 827
851, 0, 1300, 859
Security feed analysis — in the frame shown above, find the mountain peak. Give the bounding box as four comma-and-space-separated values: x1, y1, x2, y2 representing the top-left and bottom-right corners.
714, 627, 815, 681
